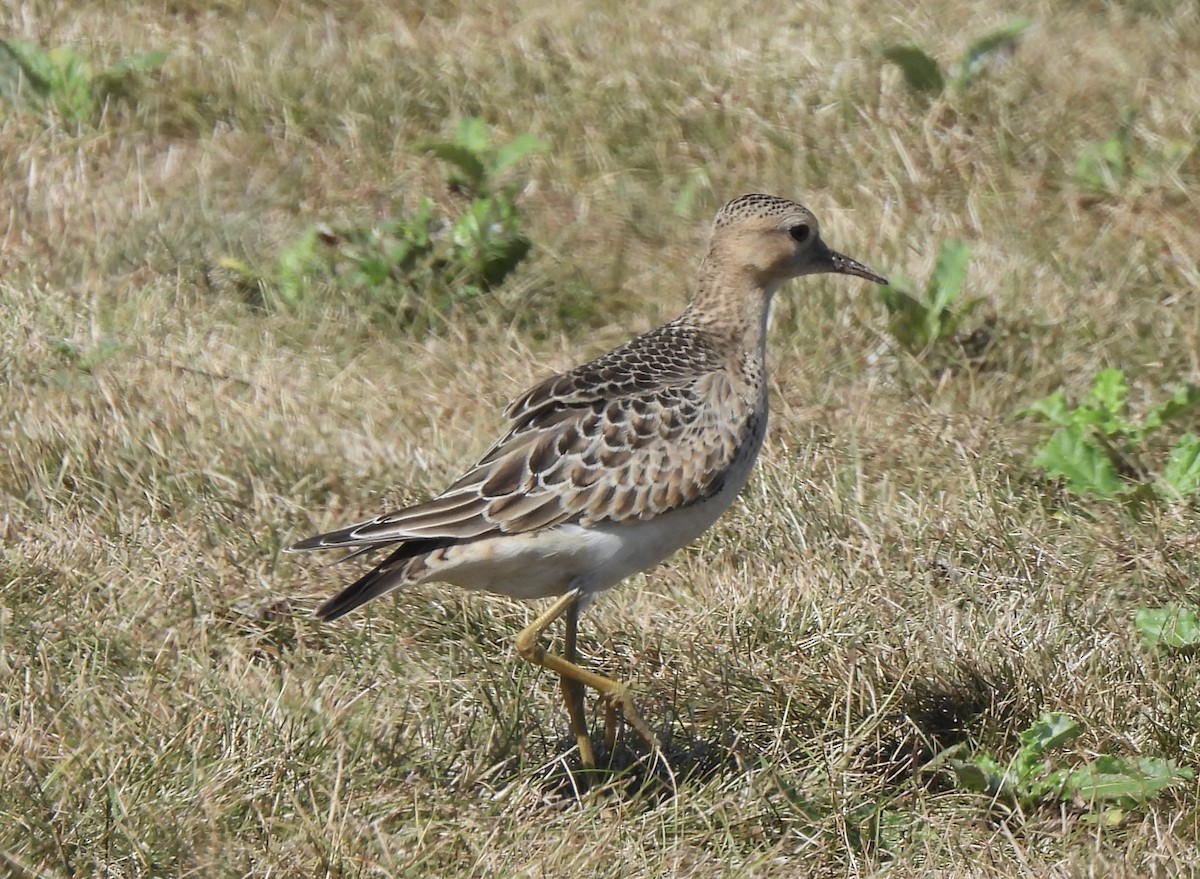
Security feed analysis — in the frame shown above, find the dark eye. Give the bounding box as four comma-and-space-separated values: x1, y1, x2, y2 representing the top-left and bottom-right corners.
789, 224, 811, 243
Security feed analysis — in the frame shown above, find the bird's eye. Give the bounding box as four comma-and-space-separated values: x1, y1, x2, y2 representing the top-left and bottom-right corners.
789, 224, 811, 243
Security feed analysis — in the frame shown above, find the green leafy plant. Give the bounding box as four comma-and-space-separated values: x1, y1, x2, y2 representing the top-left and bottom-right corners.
930, 713, 1192, 821
1136, 605, 1200, 650
222, 119, 545, 329
0, 39, 166, 123
1074, 111, 1190, 199
416, 117, 545, 200
883, 17, 1030, 97
878, 239, 981, 355
48, 336, 123, 386
1022, 368, 1200, 499
1074, 112, 1138, 197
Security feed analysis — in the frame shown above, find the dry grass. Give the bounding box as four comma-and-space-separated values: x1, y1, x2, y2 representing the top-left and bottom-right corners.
3, 0, 1200, 876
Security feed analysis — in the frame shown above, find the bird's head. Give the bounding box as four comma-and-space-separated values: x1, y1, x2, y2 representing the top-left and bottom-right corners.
710, 193, 888, 289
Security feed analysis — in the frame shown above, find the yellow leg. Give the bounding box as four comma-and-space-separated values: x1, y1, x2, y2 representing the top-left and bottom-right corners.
560, 598, 595, 768
515, 591, 660, 769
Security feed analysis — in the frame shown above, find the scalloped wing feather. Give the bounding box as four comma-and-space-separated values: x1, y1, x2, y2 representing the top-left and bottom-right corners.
289, 323, 757, 552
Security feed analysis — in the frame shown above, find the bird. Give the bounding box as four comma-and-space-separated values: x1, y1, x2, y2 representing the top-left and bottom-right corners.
287, 193, 887, 769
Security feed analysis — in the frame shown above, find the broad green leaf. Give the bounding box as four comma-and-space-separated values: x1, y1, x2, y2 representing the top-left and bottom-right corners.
949, 754, 1015, 798
93, 51, 169, 107
1060, 404, 1099, 427
491, 132, 546, 177
418, 142, 487, 190
448, 198, 530, 288
1080, 368, 1139, 436
926, 238, 970, 317
1086, 368, 1127, 415
1101, 136, 1125, 168
351, 252, 393, 288
1064, 755, 1192, 805
878, 286, 933, 352
921, 742, 969, 773
882, 45, 944, 95
450, 198, 492, 249
0, 38, 55, 98
877, 284, 923, 319
47, 46, 89, 84
274, 227, 324, 305
1160, 434, 1200, 498
1024, 767, 1071, 804
455, 116, 491, 154
1021, 390, 1072, 427
409, 196, 436, 232
1135, 604, 1200, 649
477, 236, 530, 287
1019, 712, 1081, 760
947, 761, 990, 793
957, 17, 1031, 87
974, 753, 1017, 797
1082, 807, 1126, 826
1015, 714, 1080, 792
1033, 425, 1122, 497
1143, 384, 1200, 434
1075, 137, 1126, 193
46, 46, 93, 122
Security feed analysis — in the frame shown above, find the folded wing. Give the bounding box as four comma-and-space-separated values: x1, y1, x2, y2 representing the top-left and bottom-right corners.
288, 322, 750, 553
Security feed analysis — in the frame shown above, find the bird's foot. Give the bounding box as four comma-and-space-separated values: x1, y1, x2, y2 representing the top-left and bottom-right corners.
601, 685, 660, 755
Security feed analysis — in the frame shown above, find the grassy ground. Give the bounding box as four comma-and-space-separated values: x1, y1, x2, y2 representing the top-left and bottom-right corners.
3, 0, 1200, 876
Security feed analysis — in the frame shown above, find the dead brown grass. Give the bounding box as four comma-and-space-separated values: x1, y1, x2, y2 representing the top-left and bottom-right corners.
3, 0, 1200, 876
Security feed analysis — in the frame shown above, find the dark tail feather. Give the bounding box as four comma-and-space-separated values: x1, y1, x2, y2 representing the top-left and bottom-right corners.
313, 538, 455, 621
316, 563, 406, 620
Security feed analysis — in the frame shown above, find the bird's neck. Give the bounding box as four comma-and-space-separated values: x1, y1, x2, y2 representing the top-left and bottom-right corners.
681, 255, 779, 370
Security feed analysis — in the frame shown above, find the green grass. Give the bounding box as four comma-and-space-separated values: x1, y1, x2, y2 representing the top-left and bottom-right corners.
3, 1, 1200, 876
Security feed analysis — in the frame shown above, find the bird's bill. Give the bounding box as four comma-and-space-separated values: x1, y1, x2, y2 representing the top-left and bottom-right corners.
819, 242, 888, 285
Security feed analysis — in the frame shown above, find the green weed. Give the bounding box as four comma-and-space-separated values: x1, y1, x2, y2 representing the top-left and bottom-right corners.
0, 38, 166, 124
930, 712, 1192, 822
1073, 111, 1191, 199
1074, 112, 1138, 197
878, 239, 981, 356
1135, 605, 1200, 650
222, 118, 544, 329
416, 116, 545, 202
46, 336, 124, 389
883, 17, 1030, 97
1022, 368, 1200, 500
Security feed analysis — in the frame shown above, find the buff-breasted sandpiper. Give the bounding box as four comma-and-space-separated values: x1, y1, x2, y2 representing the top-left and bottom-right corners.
288, 193, 887, 768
